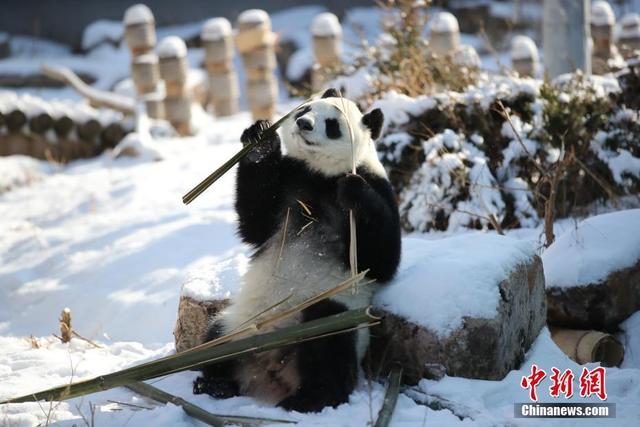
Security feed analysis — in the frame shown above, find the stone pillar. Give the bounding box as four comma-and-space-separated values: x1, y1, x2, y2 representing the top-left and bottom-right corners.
310, 12, 343, 91
510, 35, 539, 77
236, 9, 278, 121
202, 17, 239, 117
543, 0, 591, 78
158, 36, 191, 135
429, 12, 460, 57
618, 13, 640, 60
123, 4, 164, 119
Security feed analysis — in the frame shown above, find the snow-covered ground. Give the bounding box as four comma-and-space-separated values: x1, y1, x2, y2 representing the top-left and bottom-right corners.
2, 3, 640, 426
1, 105, 639, 426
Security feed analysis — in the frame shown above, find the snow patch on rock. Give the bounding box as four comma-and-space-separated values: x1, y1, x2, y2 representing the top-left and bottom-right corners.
375, 235, 535, 337
543, 209, 640, 288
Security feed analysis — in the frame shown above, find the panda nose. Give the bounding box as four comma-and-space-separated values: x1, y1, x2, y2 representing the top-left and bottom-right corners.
296, 117, 313, 131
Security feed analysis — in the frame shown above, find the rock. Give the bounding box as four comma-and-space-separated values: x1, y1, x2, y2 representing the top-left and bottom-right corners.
173, 296, 229, 353
546, 261, 640, 331
369, 257, 545, 383
369, 236, 545, 383
543, 210, 640, 331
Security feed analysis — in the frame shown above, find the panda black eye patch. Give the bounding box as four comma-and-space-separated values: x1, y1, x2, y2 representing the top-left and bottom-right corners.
325, 118, 342, 139
294, 106, 312, 120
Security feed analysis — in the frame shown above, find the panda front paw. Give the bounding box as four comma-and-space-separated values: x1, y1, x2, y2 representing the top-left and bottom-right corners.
336, 173, 369, 210
240, 120, 280, 163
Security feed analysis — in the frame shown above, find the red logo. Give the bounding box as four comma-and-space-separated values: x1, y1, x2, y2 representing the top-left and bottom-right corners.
521, 366, 607, 401
579, 367, 607, 400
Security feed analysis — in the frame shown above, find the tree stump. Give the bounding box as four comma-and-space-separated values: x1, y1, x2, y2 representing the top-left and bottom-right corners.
511, 35, 539, 77
311, 13, 343, 91
123, 4, 156, 56
202, 18, 239, 117
618, 13, 640, 59
158, 36, 192, 135
429, 12, 460, 57
237, 9, 278, 121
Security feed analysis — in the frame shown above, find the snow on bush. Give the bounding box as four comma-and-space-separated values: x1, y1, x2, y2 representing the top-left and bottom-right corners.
543, 209, 640, 288
369, 70, 640, 233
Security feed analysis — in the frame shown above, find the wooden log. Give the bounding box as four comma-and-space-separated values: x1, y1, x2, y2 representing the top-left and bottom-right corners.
144, 97, 165, 120
236, 9, 275, 54
208, 72, 239, 102
132, 53, 160, 95
311, 13, 343, 68
77, 119, 101, 142
202, 17, 234, 65
53, 115, 74, 138
429, 12, 460, 56
510, 35, 539, 78
618, 13, 640, 59
164, 97, 192, 136
174, 296, 230, 353
6, 109, 27, 133
123, 4, 156, 56
550, 328, 624, 367
41, 65, 135, 115
212, 99, 238, 117
28, 112, 54, 134
241, 45, 276, 71
101, 122, 126, 150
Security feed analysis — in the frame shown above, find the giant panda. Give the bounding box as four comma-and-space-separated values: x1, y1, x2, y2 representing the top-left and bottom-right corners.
194, 88, 401, 413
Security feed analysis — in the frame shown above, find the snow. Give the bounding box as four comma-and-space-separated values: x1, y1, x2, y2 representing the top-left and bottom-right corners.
430, 12, 459, 33
418, 328, 640, 426
133, 52, 158, 65
619, 311, 640, 369
0, 156, 53, 194
123, 4, 155, 26
157, 36, 187, 58
201, 17, 232, 41
511, 35, 539, 61
619, 13, 640, 38
453, 44, 480, 68
180, 253, 248, 301
82, 20, 123, 51
542, 209, 640, 288
311, 12, 342, 37
237, 9, 270, 26
591, 1, 616, 27
375, 235, 534, 337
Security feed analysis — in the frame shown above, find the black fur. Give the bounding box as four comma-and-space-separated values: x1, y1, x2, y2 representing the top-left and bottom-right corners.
324, 118, 342, 139
321, 88, 342, 98
278, 299, 357, 412
193, 319, 239, 398
197, 119, 402, 411
361, 108, 384, 140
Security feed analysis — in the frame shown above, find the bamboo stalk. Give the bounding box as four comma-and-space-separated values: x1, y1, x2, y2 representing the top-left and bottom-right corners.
182, 101, 308, 205
374, 363, 403, 427
125, 381, 295, 426
1, 307, 379, 404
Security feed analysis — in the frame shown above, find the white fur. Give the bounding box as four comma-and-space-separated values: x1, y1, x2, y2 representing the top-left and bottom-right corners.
280, 97, 386, 178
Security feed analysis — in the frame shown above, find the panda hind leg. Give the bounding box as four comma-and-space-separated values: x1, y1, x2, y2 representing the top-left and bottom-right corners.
278, 299, 358, 413
193, 319, 239, 398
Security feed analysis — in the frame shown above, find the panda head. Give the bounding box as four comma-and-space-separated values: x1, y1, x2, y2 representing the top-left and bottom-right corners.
280, 88, 386, 177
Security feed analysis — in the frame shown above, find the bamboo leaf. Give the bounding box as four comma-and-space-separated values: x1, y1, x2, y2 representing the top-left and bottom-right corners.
1, 307, 380, 404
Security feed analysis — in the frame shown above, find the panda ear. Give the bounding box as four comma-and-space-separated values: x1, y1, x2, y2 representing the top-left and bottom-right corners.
321, 88, 341, 98
362, 108, 384, 140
